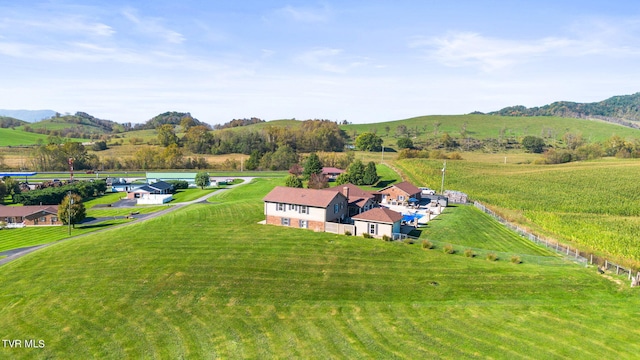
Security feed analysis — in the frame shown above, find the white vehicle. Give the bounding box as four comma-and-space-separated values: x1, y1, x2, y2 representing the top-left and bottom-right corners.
420, 187, 436, 195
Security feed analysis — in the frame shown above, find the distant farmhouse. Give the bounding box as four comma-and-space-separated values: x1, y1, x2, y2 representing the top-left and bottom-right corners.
126, 181, 174, 205
0, 205, 61, 228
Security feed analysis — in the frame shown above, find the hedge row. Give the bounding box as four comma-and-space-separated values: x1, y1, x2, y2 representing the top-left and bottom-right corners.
14, 180, 108, 205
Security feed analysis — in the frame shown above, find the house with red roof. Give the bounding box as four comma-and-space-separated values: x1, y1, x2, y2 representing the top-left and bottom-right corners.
375, 181, 422, 205
351, 207, 403, 238
0, 205, 61, 227
263, 186, 348, 232
321, 167, 345, 181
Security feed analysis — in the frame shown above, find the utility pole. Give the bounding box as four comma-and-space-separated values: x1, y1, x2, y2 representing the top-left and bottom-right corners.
440, 161, 446, 195
68, 191, 73, 236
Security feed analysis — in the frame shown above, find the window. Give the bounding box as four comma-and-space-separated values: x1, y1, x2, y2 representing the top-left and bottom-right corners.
369, 223, 377, 235
289, 204, 297, 211
334, 204, 339, 213
398, 195, 405, 201
277, 203, 285, 211
281, 218, 290, 226
51, 216, 58, 224
300, 205, 308, 214
299, 220, 308, 228
39, 216, 47, 222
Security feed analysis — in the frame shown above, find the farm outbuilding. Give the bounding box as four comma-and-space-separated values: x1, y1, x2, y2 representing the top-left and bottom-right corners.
146, 172, 198, 185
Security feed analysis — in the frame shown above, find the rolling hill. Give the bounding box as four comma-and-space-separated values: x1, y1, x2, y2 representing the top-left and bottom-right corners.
0, 109, 56, 122
490, 92, 640, 128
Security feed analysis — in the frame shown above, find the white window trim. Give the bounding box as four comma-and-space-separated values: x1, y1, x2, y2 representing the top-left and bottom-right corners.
281, 217, 290, 226
300, 205, 308, 214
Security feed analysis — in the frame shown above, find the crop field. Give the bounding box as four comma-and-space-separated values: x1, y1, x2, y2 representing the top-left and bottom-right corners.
0, 177, 639, 358
395, 157, 640, 266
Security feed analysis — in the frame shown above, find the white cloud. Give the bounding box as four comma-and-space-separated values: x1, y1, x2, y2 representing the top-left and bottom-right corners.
295, 48, 371, 73
411, 32, 576, 71
122, 7, 185, 44
274, 4, 331, 23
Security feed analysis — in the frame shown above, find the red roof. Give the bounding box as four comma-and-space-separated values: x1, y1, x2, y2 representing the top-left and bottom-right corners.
322, 167, 345, 175
0, 205, 59, 218
352, 207, 403, 224
263, 186, 345, 208
379, 181, 421, 196
321, 183, 374, 208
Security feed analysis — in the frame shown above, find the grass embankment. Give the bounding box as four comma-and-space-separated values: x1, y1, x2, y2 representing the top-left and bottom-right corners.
0, 177, 639, 358
395, 157, 640, 267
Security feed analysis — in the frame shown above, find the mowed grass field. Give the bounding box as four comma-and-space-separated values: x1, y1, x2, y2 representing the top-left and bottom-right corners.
395, 157, 640, 267
1, 177, 639, 358
0, 128, 49, 146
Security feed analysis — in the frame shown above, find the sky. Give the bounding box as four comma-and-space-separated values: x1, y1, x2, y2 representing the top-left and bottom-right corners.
2, 1, 640, 125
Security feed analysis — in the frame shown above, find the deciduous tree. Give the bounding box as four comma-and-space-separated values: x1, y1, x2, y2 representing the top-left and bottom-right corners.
195, 171, 211, 189
58, 193, 86, 228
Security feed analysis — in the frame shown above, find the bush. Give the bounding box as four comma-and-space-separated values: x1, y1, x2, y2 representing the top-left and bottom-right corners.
362, 233, 373, 239
464, 249, 475, 258
344, 230, 352, 236
382, 234, 392, 242
486, 253, 498, 261
510, 255, 522, 264
421, 240, 433, 249
166, 180, 189, 190
403, 238, 414, 245
443, 244, 455, 254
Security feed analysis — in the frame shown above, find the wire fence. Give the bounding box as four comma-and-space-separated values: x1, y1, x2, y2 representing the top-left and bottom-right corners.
473, 201, 640, 283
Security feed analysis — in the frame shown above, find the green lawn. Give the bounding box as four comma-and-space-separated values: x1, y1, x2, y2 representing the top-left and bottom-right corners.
0, 219, 130, 253
169, 188, 219, 202
0, 177, 639, 358
0, 128, 49, 146
84, 192, 125, 208
85, 206, 167, 218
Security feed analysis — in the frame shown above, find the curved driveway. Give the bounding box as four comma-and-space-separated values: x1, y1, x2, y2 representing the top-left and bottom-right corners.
0, 177, 255, 266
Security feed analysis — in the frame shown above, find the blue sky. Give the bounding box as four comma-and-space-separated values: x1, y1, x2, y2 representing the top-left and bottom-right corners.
2, 1, 640, 125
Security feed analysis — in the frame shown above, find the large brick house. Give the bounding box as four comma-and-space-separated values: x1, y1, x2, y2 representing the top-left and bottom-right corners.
263, 186, 348, 232
376, 181, 422, 205
0, 205, 61, 227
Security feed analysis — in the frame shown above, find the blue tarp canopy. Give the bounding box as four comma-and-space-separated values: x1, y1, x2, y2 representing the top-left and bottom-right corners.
409, 197, 419, 203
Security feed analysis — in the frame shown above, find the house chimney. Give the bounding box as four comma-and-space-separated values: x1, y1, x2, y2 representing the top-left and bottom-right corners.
342, 186, 349, 199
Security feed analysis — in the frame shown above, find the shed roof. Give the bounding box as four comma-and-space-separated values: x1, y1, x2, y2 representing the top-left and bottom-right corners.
263, 186, 345, 208
352, 207, 403, 224
378, 181, 421, 195
322, 167, 345, 175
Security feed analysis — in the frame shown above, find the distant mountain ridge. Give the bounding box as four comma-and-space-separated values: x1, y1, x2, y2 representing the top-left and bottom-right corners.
489, 92, 640, 129
0, 109, 57, 122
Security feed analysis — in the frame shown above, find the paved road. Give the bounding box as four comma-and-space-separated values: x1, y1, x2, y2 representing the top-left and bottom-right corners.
0, 177, 255, 266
